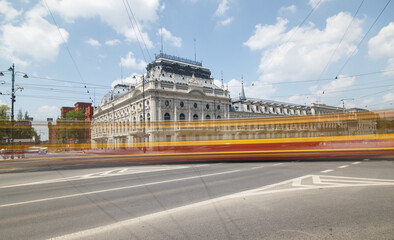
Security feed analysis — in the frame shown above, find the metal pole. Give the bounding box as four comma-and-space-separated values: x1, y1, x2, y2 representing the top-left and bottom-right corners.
142, 74, 146, 153
10, 64, 15, 159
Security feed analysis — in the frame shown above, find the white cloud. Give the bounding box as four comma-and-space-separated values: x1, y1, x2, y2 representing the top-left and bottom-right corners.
158, 27, 182, 48
0, 0, 22, 22
111, 74, 139, 89
220, 17, 233, 26
45, 0, 160, 47
244, 12, 363, 84
34, 105, 60, 120
0, 2, 69, 66
308, 0, 330, 8
120, 52, 147, 70
383, 93, 394, 103
244, 18, 288, 51
215, 0, 229, 17
279, 5, 296, 14
86, 38, 101, 47
105, 39, 120, 46
368, 22, 394, 75
282, 94, 316, 106
316, 75, 356, 96
226, 78, 276, 99
368, 22, 394, 58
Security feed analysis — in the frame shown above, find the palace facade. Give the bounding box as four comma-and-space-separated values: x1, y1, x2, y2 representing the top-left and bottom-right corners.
91, 53, 374, 147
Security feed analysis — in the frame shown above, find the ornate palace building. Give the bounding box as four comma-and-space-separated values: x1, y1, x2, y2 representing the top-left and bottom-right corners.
91, 53, 374, 147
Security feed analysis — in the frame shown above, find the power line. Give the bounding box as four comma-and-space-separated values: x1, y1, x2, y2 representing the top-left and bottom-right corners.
317, 0, 365, 82
335, 0, 392, 76
43, 0, 94, 104
122, 0, 150, 63
251, 0, 323, 84
27, 75, 109, 88
124, 0, 152, 62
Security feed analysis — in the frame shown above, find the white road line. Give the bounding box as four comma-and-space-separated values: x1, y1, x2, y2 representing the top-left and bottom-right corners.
0, 169, 240, 208
49, 174, 394, 240
0, 166, 191, 189
252, 166, 264, 169
338, 165, 349, 168
321, 169, 333, 173
273, 163, 283, 166
352, 162, 361, 165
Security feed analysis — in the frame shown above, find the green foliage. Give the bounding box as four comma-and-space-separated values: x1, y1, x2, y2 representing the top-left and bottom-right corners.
17, 109, 23, 121
65, 109, 85, 120
24, 111, 29, 120
0, 105, 10, 120
58, 109, 88, 143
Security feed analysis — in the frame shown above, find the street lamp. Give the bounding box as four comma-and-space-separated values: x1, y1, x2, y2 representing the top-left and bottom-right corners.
132, 74, 146, 152
0, 64, 28, 159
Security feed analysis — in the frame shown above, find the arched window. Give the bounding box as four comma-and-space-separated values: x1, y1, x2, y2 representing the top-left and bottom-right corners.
179, 113, 185, 120
217, 105, 220, 110
180, 101, 184, 107
206, 104, 210, 109
205, 115, 211, 120
194, 103, 198, 108
164, 113, 171, 121
217, 115, 221, 119
147, 113, 151, 121
193, 114, 198, 120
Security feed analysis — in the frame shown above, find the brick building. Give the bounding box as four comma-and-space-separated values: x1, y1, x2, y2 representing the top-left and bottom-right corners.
49, 102, 93, 145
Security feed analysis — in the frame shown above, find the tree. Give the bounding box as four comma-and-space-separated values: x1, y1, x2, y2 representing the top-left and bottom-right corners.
17, 109, 23, 121
0, 105, 10, 120
23, 111, 29, 120
66, 109, 85, 120
59, 109, 88, 143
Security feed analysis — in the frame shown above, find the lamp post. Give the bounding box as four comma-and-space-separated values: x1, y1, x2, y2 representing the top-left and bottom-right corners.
133, 74, 146, 153
0, 64, 28, 159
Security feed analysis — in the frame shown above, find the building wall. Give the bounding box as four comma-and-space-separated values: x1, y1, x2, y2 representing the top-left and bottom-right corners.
91, 54, 375, 149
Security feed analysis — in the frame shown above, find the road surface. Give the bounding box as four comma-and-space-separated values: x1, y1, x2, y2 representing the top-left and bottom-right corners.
0, 159, 393, 239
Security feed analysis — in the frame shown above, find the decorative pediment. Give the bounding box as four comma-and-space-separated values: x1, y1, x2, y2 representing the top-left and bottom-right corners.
188, 74, 201, 86
188, 89, 205, 96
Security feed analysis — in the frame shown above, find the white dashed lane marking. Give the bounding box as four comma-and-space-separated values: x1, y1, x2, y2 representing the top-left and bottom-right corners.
352, 162, 361, 165
338, 165, 349, 169
321, 169, 333, 173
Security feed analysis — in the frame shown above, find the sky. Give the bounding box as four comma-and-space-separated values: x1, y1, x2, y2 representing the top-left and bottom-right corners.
0, 0, 394, 139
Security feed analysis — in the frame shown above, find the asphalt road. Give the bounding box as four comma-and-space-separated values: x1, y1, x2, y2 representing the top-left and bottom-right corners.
0, 159, 393, 239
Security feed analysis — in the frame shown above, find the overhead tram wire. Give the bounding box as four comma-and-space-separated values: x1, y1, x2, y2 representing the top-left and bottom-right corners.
231, 69, 394, 88
124, 0, 152, 62
335, 0, 392, 77
43, 0, 94, 104
317, 0, 365, 85
250, 0, 323, 86
28, 75, 109, 88
122, 0, 150, 63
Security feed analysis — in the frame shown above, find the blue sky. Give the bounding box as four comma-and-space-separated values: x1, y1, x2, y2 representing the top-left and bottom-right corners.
0, 0, 394, 128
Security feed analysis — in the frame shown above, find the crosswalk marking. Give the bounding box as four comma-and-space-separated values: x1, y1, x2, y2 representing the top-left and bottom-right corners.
235, 175, 394, 198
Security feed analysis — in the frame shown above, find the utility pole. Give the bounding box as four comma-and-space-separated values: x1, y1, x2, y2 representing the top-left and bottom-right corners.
0, 64, 28, 159
142, 74, 146, 153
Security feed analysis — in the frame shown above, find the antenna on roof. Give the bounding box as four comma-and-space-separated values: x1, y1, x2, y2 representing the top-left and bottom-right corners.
120, 62, 123, 84
194, 38, 196, 62
221, 71, 224, 88
160, 28, 163, 54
